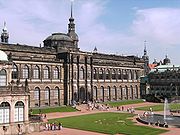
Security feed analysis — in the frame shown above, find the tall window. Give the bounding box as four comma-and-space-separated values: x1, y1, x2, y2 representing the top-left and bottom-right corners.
123, 70, 128, 80
79, 67, 84, 80
54, 87, 59, 98
14, 101, 24, 122
12, 64, 18, 79
0, 102, 10, 124
99, 69, 104, 80
43, 66, 50, 79
93, 68, 97, 79
93, 86, 98, 100
22, 65, 29, 79
53, 67, 59, 79
112, 69, 116, 80
106, 69, 110, 80
118, 69, 122, 79
34, 87, 40, 100
0, 70, 6, 86
33, 65, 40, 79
45, 87, 50, 100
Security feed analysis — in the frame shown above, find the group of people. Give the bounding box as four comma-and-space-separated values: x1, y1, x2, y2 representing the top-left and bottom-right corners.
86, 101, 110, 111
116, 106, 135, 113
44, 123, 62, 131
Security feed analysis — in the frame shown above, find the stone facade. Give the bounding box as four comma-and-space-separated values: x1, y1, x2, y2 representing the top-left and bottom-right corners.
0, 2, 145, 109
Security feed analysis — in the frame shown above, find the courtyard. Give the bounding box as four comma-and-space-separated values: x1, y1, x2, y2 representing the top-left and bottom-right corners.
31, 101, 180, 135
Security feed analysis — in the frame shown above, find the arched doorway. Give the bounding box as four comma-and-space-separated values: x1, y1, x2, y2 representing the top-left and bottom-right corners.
79, 87, 86, 103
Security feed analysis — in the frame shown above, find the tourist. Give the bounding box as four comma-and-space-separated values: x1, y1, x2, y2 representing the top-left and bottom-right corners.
122, 106, 124, 111
59, 122, 62, 130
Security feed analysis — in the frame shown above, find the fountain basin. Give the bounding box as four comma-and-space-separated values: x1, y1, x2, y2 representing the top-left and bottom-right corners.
137, 114, 180, 128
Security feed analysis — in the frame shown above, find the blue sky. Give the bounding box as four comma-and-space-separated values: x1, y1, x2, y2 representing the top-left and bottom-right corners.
0, 0, 180, 64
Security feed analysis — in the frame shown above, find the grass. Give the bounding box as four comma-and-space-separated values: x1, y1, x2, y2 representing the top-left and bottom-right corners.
104, 99, 144, 107
31, 106, 77, 114
136, 103, 180, 112
49, 112, 167, 135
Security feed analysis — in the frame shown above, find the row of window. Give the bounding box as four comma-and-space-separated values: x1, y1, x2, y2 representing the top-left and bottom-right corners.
34, 87, 60, 100
12, 64, 61, 79
0, 101, 24, 124
93, 85, 139, 101
93, 68, 139, 80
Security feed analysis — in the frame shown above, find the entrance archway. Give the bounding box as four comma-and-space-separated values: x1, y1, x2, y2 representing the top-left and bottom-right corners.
79, 87, 86, 103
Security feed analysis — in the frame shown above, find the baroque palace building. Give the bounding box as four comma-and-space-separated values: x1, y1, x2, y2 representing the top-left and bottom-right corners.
0, 3, 145, 111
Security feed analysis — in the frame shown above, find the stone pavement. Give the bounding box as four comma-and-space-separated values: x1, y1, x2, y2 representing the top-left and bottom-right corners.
31, 102, 180, 135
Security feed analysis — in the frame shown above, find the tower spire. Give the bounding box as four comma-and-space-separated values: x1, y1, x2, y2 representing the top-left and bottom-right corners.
1, 21, 9, 43
144, 40, 147, 55
68, 0, 79, 48
71, 0, 73, 18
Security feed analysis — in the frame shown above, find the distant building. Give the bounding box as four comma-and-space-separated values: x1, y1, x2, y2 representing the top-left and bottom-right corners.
148, 64, 180, 98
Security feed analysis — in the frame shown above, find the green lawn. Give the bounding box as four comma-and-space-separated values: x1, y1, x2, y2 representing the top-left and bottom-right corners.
136, 103, 180, 112
31, 106, 77, 114
49, 112, 167, 135
104, 99, 144, 107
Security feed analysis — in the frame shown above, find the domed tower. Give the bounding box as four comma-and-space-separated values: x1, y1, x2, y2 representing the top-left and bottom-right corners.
142, 41, 150, 75
1, 22, 9, 43
67, 0, 79, 48
43, 0, 79, 51
163, 55, 171, 65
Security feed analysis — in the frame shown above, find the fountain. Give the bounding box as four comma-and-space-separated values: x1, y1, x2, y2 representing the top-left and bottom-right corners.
164, 98, 171, 121
137, 98, 180, 128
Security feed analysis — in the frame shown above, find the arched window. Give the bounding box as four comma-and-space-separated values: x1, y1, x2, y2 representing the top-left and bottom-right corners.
0, 102, 10, 124
99, 68, 104, 80
22, 65, 29, 79
112, 69, 116, 80
107, 86, 111, 100
45, 87, 50, 101
53, 67, 59, 79
34, 87, 40, 100
93, 68, 97, 79
100, 86, 104, 101
106, 69, 110, 80
33, 65, 40, 79
120, 86, 123, 100
14, 101, 24, 122
12, 64, 18, 79
79, 67, 84, 80
125, 86, 128, 99
130, 86, 133, 99
0, 70, 6, 86
54, 87, 59, 99
43, 66, 50, 79
93, 86, 98, 100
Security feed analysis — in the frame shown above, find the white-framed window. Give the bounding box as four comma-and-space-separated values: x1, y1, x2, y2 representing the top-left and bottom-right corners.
14, 101, 24, 122
45, 87, 50, 100
0, 70, 6, 86
12, 64, 18, 79
34, 87, 40, 100
53, 67, 59, 79
0, 102, 10, 124
43, 66, 50, 79
33, 65, 40, 79
22, 65, 29, 79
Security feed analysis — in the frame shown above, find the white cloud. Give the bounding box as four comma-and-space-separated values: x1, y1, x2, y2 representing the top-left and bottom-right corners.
0, 1, 180, 64
132, 8, 180, 46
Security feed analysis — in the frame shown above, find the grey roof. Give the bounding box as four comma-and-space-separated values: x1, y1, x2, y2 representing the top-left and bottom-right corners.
45, 33, 73, 42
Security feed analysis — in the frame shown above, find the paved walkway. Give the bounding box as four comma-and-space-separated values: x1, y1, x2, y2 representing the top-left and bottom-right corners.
31, 102, 180, 135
